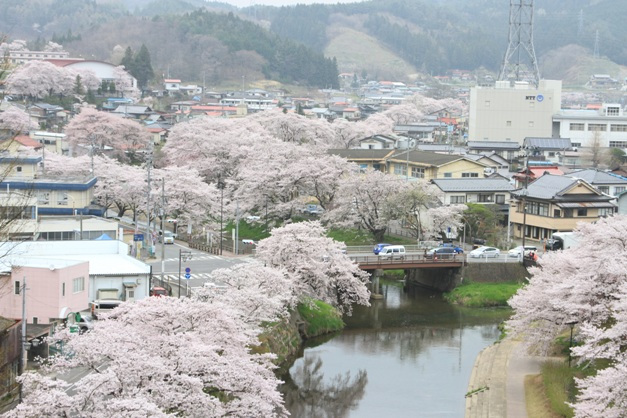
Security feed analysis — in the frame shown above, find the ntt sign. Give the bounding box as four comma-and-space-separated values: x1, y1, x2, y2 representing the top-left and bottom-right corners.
525, 94, 544, 102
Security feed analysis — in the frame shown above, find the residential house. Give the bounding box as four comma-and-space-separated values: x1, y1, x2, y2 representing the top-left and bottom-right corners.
509, 173, 617, 242
566, 168, 627, 197
431, 178, 514, 213
512, 162, 564, 188
170, 101, 198, 112
618, 191, 627, 215
179, 85, 203, 96
394, 124, 436, 142
29, 131, 68, 155
359, 135, 398, 150
0, 135, 42, 153
386, 150, 489, 181
164, 79, 182, 93
467, 141, 521, 162
523, 137, 573, 164
327, 149, 393, 172
27, 103, 66, 130
111, 105, 156, 121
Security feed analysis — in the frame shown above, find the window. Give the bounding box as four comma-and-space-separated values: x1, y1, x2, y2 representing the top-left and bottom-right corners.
461, 172, 479, 178
577, 208, 588, 217
527, 201, 549, 216
32, 317, 38, 325
73, 277, 85, 293
478, 194, 492, 203
444, 172, 452, 178
610, 124, 627, 132
599, 208, 613, 217
572, 142, 582, 147
495, 194, 505, 204
411, 167, 425, 178
37, 192, 50, 206
359, 164, 368, 173
597, 186, 609, 194
450, 196, 466, 204
609, 141, 627, 148
14, 280, 20, 295
588, 124, 607, 132
16, 166, 22, 172
548, 152, 555, 157
506, 121, 512, 127
62, 283, 65, 297
606, 106, 620, 116
570, 123, 584, 131
394, 164, 407, 176
615, 187, 626, 194
528, 121, 534, 128
58, 192, 69, 206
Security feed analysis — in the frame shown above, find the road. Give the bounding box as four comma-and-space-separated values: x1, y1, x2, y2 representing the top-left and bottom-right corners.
146, 241, 251, 296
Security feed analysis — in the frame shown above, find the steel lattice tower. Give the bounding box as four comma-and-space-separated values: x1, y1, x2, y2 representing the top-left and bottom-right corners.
498, 0, 541, 86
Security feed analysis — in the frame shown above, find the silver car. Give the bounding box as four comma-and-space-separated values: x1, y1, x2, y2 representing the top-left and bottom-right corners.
469, 246, 501, 258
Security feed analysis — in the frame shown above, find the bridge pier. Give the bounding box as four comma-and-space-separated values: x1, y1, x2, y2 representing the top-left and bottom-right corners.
370, 269, 384, 300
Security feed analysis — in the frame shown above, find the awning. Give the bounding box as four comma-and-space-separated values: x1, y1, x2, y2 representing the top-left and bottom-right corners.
557, 202, 617, 209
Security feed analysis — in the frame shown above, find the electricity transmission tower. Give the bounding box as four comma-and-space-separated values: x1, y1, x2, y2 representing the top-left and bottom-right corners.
593, 30, 600, 59
498, 0, 541, 87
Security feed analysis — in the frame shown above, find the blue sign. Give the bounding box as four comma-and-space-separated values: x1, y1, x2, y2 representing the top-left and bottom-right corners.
537, 94, 544, 102
184, 273, 191, 279
133, 234, 144, 242
185, 267, 191, 274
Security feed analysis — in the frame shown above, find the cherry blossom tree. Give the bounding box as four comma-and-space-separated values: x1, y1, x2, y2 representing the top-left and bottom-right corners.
65, 107, 151, 163
9, 297, 288, 417
0, 105, 30, 134
507, 215, 627, 414
112, 65, 140, 99
331, 116, 393, 149
251, 111, 336, 148
5, 60, 74, 99
382, 103, 424, 125
255, 221, 370, 315
326, 169, 410, 242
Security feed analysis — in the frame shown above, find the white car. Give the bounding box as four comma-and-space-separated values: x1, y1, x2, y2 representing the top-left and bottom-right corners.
246, 216, 261, 222
159, 230, 175, 244
469, 246, 500, 258
508, 245, 537, 258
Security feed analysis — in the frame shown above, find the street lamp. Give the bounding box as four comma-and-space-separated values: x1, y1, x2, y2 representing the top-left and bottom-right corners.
566, 320, 578, 368
178, 249, 192, 299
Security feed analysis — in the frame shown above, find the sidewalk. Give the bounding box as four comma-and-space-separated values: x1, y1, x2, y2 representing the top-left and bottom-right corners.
465, 339, 546, 418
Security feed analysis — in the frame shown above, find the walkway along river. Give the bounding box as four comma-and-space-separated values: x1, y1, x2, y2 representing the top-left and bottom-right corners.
280, 281, 512, 418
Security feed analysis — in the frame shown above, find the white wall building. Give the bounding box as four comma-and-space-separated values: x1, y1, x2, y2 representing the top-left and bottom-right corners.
469, 80, 562, 145
552, 104, 627, 149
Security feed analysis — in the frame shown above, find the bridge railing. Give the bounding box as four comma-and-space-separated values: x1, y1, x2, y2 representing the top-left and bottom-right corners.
345, 245, 423, 253
349, 253, 464, 265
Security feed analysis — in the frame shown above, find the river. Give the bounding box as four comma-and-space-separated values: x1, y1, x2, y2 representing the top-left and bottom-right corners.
281, 281, 511, 418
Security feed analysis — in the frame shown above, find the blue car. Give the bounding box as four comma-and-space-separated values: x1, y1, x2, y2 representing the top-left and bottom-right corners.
442, 243, 464, 253
373, 243, 391, 255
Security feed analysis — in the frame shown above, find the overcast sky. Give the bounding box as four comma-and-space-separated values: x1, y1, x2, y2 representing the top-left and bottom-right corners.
219, 0, 364, 7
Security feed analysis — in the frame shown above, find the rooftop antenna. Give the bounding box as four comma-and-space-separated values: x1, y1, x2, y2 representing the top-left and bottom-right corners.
498, 0, 541, 87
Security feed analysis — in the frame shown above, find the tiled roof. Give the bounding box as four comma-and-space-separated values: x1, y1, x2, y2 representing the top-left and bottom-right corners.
328, 149, 394, 160
432, 178, 514, 192
567, 169, 627, 184
523, 137, 572, 150
388, 150, 467, 166
514, 174, 607, 200
467, 141, 521, 150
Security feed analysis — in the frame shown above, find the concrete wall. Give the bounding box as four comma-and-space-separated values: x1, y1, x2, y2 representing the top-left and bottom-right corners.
406, 263, 530, 291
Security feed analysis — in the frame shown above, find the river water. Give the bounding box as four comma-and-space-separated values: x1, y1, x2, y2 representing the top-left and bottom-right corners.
281, 281, 511, 418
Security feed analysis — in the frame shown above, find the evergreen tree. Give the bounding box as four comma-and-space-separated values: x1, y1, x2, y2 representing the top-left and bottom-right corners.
74, 75, 84, 95
133, 44, 154, 90
121, 46, 135, 73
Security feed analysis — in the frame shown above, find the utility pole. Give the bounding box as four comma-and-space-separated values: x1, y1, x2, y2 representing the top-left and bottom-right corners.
235, 200, 240, 255
19, 276, 27, 403
160, 178, 166, 283
145, 140, 153, 258
521, 152, 530, 251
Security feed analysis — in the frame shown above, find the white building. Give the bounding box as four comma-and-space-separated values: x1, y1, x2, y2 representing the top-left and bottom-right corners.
469, 80, 562, 145
552, 104, 627, 150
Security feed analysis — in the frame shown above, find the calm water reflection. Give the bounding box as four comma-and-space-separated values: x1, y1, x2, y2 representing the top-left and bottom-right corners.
281, 281, 511, 418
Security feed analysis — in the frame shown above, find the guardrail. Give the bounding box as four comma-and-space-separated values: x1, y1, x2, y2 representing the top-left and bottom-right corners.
349, 253, 463, 265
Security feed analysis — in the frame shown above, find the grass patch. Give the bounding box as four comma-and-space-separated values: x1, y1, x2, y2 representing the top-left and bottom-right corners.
525, 374, 562, 418
444, 282, 523, 307
382, 269, 405, 281
226, 220, 270, 241
297, 300, 345, 338
327, 228, 416, 246
541, 361, 577, 417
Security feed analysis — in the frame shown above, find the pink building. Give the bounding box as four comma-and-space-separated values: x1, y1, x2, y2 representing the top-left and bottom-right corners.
1, 260, 89, 325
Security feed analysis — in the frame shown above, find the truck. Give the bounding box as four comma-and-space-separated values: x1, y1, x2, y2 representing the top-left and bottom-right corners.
89, 289, 123, 319
547, 232, 578, 251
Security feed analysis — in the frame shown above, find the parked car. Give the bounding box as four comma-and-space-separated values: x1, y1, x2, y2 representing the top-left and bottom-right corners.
378, 245, 406, 259
246, 215, 261, 222
472, 238, 487, 245
159, 230, 175, 244
469, 246, 501, 258
242, 239, 257, 246
373, 243, 391, 255
150, 287, 169, 297
426, 247, 458, 260
78, 313, 94, 334
508, 245, 537, 258
442, 243, 464, 253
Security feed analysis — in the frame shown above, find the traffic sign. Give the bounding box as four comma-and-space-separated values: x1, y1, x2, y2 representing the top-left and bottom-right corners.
185, 267, 191, 273
184, 273, 191, 279
133, 234, 144, 242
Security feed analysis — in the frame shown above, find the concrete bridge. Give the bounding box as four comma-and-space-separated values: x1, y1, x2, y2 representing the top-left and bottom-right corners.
348, 254, 464, 270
